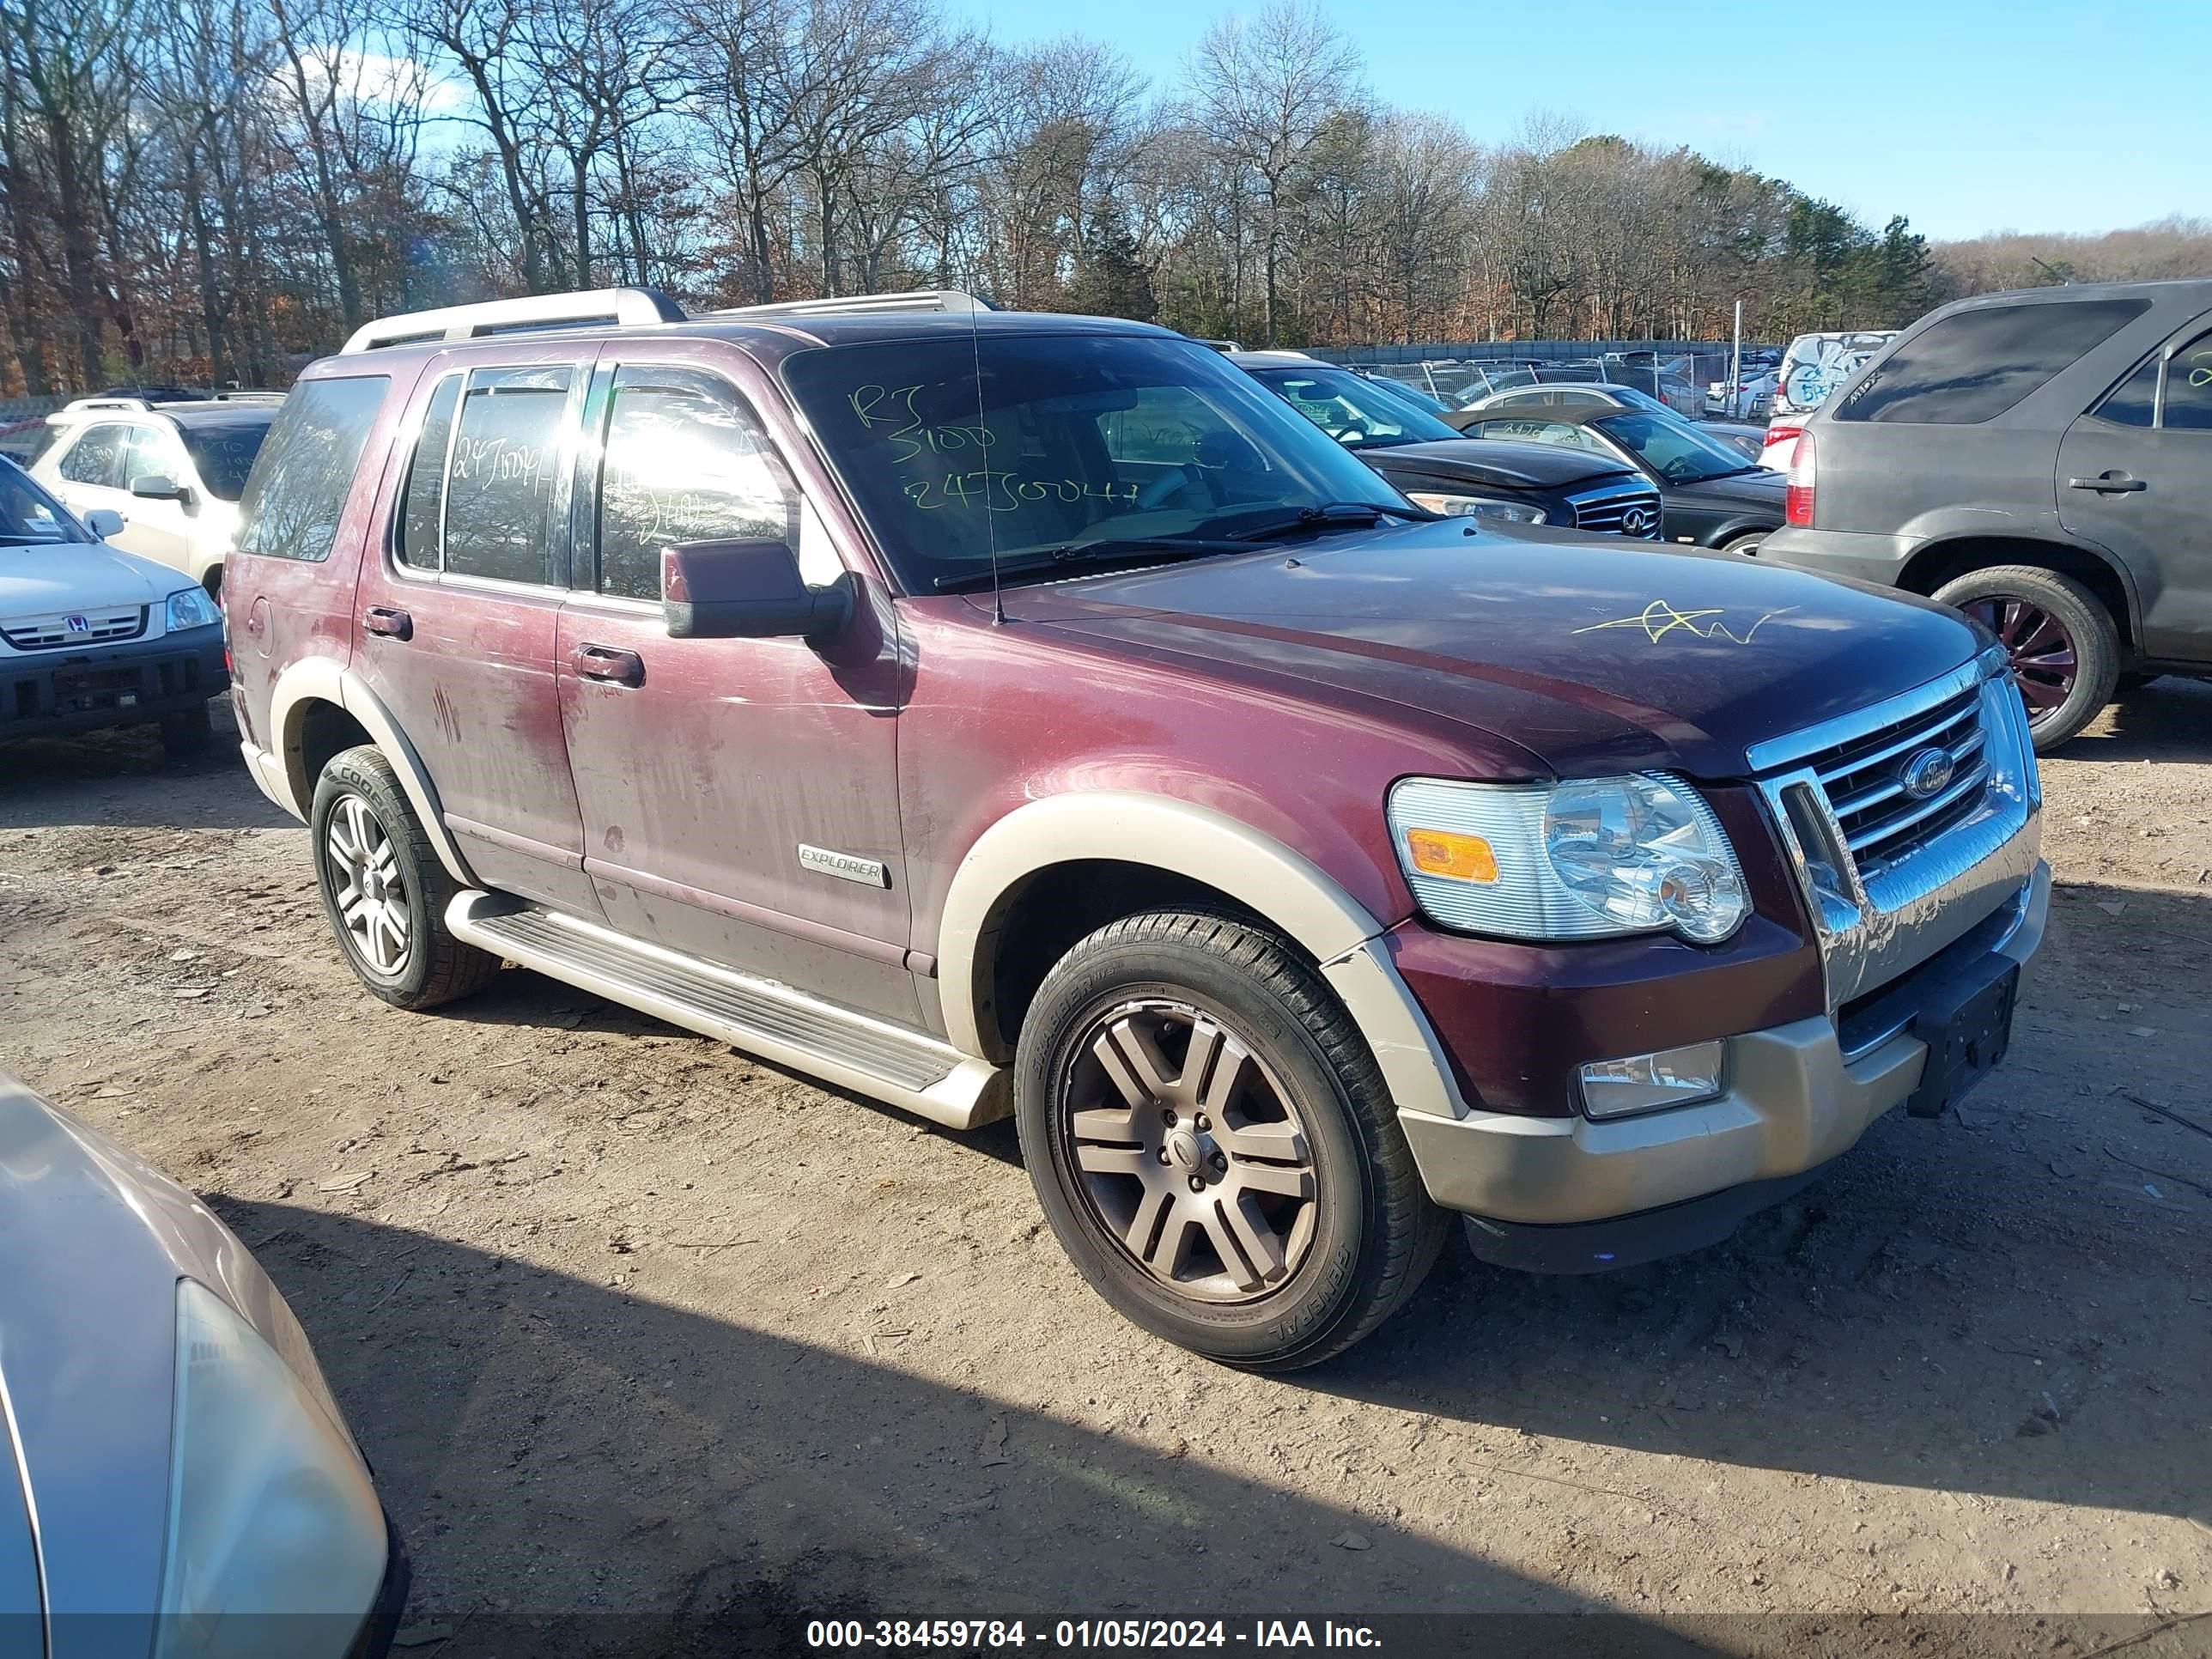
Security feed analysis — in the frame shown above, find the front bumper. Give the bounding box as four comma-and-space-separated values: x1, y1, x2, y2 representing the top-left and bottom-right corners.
1400, 861, 2047, 1266
0, 623, 225, 739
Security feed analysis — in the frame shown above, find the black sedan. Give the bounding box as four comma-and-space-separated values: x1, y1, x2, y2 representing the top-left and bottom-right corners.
1456, 406, 1785, 554
1230, 356, 1664, 540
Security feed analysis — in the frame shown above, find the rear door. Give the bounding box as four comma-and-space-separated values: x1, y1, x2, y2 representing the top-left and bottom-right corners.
2057, 316, 2212, 665
350, 343, 601, 917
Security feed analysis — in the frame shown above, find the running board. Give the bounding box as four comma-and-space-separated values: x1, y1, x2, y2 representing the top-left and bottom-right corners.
447, 892, 1009, 1130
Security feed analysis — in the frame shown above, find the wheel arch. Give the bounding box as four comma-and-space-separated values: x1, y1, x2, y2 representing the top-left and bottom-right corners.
1898, 535, 2142, 657
267, 656, 476, 885
935, 793, 1467, 1121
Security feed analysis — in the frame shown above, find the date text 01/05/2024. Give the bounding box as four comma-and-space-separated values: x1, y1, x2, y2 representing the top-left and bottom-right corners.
805, 1621, 1382, 1650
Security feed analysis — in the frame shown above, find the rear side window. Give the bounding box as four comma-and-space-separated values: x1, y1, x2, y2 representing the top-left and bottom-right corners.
1837, 299, 2149, 426
2093, 358, 2160, 428
234, 376, 390, 563
58, 422, 131, 487
441, 366, 571, 585
595, 365, 794, 601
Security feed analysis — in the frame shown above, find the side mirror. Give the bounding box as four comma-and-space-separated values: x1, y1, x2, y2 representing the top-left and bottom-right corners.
83, 507, 126, 538
662, 538, 854, 642
131, 473, 191, 504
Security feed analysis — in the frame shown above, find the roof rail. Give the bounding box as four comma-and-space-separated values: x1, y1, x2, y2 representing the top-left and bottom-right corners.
55, 396, 152, 416
210, 390, 288, 404
708, 289, 990, 322
338, 287, 688, 355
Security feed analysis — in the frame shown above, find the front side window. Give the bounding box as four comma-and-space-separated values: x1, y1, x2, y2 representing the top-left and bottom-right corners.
1837, 300, 2149, 426
396, 377, 460, 571
58, 423, 131, 488
782, 332, 1412, 592
121, 425, 187, 489
2162, 331, 2212, 432
595, 365, 795, 601
434, 366, 573, 584
234, 376, 390, 563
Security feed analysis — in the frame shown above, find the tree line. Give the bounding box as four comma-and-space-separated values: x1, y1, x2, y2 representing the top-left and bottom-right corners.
3, 0, 2208, 395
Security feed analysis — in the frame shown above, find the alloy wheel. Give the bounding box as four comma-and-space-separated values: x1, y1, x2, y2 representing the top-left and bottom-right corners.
1060, 998, 1319, 1304
324, 793, 412, 975
1964, 596, 2076, 726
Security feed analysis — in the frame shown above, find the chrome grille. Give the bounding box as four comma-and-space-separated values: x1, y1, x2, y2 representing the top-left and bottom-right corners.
1566, 482, 1663, 539
1808, 685, 1990, 872
1, 605, 146, 651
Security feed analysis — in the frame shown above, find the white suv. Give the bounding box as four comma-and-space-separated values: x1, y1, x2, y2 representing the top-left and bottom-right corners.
30, 396, 280, 599
0, 456, 227, 756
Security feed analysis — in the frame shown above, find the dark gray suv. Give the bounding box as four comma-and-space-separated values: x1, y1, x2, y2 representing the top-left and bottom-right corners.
1758, 279, 2212, 749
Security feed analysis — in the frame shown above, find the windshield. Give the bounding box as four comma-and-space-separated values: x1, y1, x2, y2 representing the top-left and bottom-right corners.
1247, 366, 1464, 450
1588, 411, 1755, 483
0, 460, 90, 546
783, 333, 1413, 592
180, 420, 272, 501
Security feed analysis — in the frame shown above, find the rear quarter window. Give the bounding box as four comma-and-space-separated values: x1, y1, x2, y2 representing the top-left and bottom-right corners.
1836, 300, 2149, 426
234, 376, 391, 562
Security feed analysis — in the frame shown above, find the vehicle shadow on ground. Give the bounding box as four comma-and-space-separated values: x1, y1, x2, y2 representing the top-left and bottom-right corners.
0, 717, 292, 832
2061, 677, 2212, 762
216, 1201, 1715, 1658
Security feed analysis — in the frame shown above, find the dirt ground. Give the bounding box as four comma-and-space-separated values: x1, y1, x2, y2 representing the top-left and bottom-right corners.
3, 685, 2210, 1657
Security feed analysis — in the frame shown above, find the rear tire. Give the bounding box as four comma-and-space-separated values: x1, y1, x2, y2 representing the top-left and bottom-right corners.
1934, 564, 2118, 752
1014, 910, 1446, 1371
310, 745, 501, 1010
1718, 529, 1767, 557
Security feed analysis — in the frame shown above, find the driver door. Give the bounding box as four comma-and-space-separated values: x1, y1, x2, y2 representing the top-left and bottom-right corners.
554, 349, 917, 1023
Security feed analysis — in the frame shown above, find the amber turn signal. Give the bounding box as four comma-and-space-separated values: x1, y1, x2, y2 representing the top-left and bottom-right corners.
1404, 829, 1499, 884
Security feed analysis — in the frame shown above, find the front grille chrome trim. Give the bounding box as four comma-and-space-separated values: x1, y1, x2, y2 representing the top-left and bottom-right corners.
1754, 649, 2041, 1012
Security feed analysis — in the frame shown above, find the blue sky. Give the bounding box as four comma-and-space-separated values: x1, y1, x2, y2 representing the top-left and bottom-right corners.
950, 0, 2206, 242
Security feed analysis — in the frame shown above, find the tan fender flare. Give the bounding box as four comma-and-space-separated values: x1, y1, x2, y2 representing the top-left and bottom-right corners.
264, 657, 476, 886
934, 792, 1468, 1121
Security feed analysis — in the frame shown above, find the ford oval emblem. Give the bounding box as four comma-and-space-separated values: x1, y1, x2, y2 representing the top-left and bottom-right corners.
1899, 746, 1956, 801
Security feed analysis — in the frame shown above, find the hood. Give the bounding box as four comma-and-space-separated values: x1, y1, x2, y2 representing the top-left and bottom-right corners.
0, 542, 179, 619
1672, 467, 1788, 510
0, 1080, 331, 1632
1004, 521, 1984, 779
1362, 439, 1629, 490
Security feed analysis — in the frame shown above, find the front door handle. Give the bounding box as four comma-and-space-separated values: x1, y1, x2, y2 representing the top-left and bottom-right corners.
573, 643, 645, 687
2068, 472, 2147, 493
363, 605, 412, 640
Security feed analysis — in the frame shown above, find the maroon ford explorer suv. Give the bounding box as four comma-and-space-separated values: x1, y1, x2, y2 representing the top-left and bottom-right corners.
226, 289, 2047, 1370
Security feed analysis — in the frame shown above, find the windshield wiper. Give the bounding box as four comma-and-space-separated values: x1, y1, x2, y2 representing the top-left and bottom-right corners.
931, 536, 1247, 592
1224, 501, 1431, 542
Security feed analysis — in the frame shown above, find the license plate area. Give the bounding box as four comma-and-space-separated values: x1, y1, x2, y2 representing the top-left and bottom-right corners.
1905, 956, 2019, 1118
52, 665, 142, 714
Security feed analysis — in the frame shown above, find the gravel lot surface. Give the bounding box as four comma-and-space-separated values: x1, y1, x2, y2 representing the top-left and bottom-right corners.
3, 686, 2210, 1656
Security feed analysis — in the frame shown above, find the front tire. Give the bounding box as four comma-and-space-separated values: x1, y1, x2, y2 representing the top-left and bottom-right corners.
1014, 911, 1446, 1370
1935, 564, 2118, 752
310, 745, 501, 1009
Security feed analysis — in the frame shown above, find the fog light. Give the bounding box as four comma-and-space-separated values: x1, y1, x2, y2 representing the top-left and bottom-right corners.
1579, 1041, 1727, 1120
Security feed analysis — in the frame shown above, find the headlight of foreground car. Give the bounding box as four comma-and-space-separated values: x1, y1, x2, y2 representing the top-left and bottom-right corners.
1402, 490, 1547, 526
1389, 773, 1747, 944
165, 586, 220, 632
155, 1279, 387, 1659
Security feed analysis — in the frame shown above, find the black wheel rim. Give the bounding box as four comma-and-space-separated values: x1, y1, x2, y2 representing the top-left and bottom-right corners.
1965, 597, 2075, 726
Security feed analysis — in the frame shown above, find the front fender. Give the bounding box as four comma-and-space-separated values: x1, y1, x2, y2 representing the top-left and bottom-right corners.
934, 792, 1468, 1121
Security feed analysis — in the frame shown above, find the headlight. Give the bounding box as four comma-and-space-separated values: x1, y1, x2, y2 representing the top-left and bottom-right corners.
165, 586, 220, 631
1389, 773, 1748, 944
155, 1279, 388, 1659
1403, 490, 1547, 526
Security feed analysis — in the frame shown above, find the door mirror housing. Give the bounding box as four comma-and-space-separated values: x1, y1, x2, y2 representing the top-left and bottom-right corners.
83, 507, 126, 539
130, 473, 191, 503
662, 538, 854, 642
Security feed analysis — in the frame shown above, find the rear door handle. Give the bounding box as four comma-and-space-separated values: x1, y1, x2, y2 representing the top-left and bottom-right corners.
2068, 472, 2147, 493
573, 643, 645, 687
363, 605, 412, 640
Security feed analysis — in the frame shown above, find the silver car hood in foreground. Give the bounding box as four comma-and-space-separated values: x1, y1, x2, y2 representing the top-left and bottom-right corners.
0, 1080, 354, 1645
